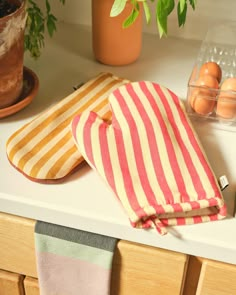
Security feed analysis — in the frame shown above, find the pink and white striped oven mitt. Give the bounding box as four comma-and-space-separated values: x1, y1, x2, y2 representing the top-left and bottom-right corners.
71, 81, 227, 235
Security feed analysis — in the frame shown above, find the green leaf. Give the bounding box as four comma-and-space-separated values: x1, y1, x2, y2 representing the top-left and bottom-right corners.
122, 7, 140, 28
177, 1, 187, 27
49, 14, 57, 22
35, 14, 44, 32
163, 0, 175, 15
179, 0, 186, 14
156, 0, 168, 37
143, 1, 151, 24
46, 0, 51, 13
155, 0, 175, 37
155, 0, 175, 36
110, 0, 127, 17
47, 14, 57, 37
189, 0, 196, 10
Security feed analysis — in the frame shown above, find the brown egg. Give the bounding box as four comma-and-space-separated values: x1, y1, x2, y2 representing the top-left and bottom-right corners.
189, 74, 219, 115
216, 77, 236, 119
199, 62, 222, 83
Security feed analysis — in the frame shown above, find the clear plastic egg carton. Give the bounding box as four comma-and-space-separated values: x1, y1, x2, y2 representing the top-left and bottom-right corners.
187, 22, 236, 129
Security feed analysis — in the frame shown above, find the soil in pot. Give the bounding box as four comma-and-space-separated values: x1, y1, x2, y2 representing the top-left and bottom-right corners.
0, 0, 19, 17
0, 0, 27, 109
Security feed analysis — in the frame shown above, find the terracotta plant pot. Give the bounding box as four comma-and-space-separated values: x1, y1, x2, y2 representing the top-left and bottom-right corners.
92, 0, 143, 66
0, 0, 27, 109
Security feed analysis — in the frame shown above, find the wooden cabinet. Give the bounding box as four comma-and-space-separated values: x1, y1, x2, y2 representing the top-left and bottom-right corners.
183, 256, 236, 295
196, 259, 236, 295
1, 211, 236, 295
0, 212, 37, 277
0, 269, 24, 295
8, 240, 187, 295
111, 240, 187, 295
0, 212, 188, 295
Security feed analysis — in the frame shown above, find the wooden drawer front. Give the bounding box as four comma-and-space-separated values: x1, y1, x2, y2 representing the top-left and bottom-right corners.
0, 269, 24, 295
0, 212, 188, 295
111, 240, 188, 295
24, 277, 40, 295
0, 212, 37, 277
197, 259, 236, 295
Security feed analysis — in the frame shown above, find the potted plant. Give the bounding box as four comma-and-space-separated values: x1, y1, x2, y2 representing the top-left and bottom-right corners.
0, 0, 64, 110
25, 0, 65, 59
92, 0, 197, 66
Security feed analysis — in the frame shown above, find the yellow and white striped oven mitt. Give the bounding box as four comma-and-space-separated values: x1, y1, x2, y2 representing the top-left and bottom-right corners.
71, 81, 227, 235
6, 73, 129, 183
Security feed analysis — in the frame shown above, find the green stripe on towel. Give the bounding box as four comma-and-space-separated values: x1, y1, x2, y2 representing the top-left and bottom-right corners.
35, 233, 114, 269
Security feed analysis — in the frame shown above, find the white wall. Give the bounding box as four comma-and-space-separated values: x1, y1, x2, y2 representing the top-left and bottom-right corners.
50, 0, 236, 40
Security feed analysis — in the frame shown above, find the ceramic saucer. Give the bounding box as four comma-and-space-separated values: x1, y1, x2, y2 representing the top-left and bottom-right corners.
0, 67, 39, 119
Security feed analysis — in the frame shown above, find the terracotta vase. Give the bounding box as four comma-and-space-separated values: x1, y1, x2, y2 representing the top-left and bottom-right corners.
92, 0, 143, 66
0, 0, 27, 109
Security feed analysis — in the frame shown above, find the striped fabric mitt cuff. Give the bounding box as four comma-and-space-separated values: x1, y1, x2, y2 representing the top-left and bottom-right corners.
6, 72, 129, 183
71, 81, 227, 235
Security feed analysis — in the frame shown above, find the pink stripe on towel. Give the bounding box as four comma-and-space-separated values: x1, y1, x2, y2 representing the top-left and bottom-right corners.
37, 252, 111, 295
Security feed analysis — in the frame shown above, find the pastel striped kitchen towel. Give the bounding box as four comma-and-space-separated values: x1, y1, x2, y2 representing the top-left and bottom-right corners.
71, 81, 227, 235
35, 221, 117, 295
6, 72, 129, 183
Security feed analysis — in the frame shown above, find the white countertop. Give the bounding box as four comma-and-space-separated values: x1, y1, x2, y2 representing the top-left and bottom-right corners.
1, 23, 236, 265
